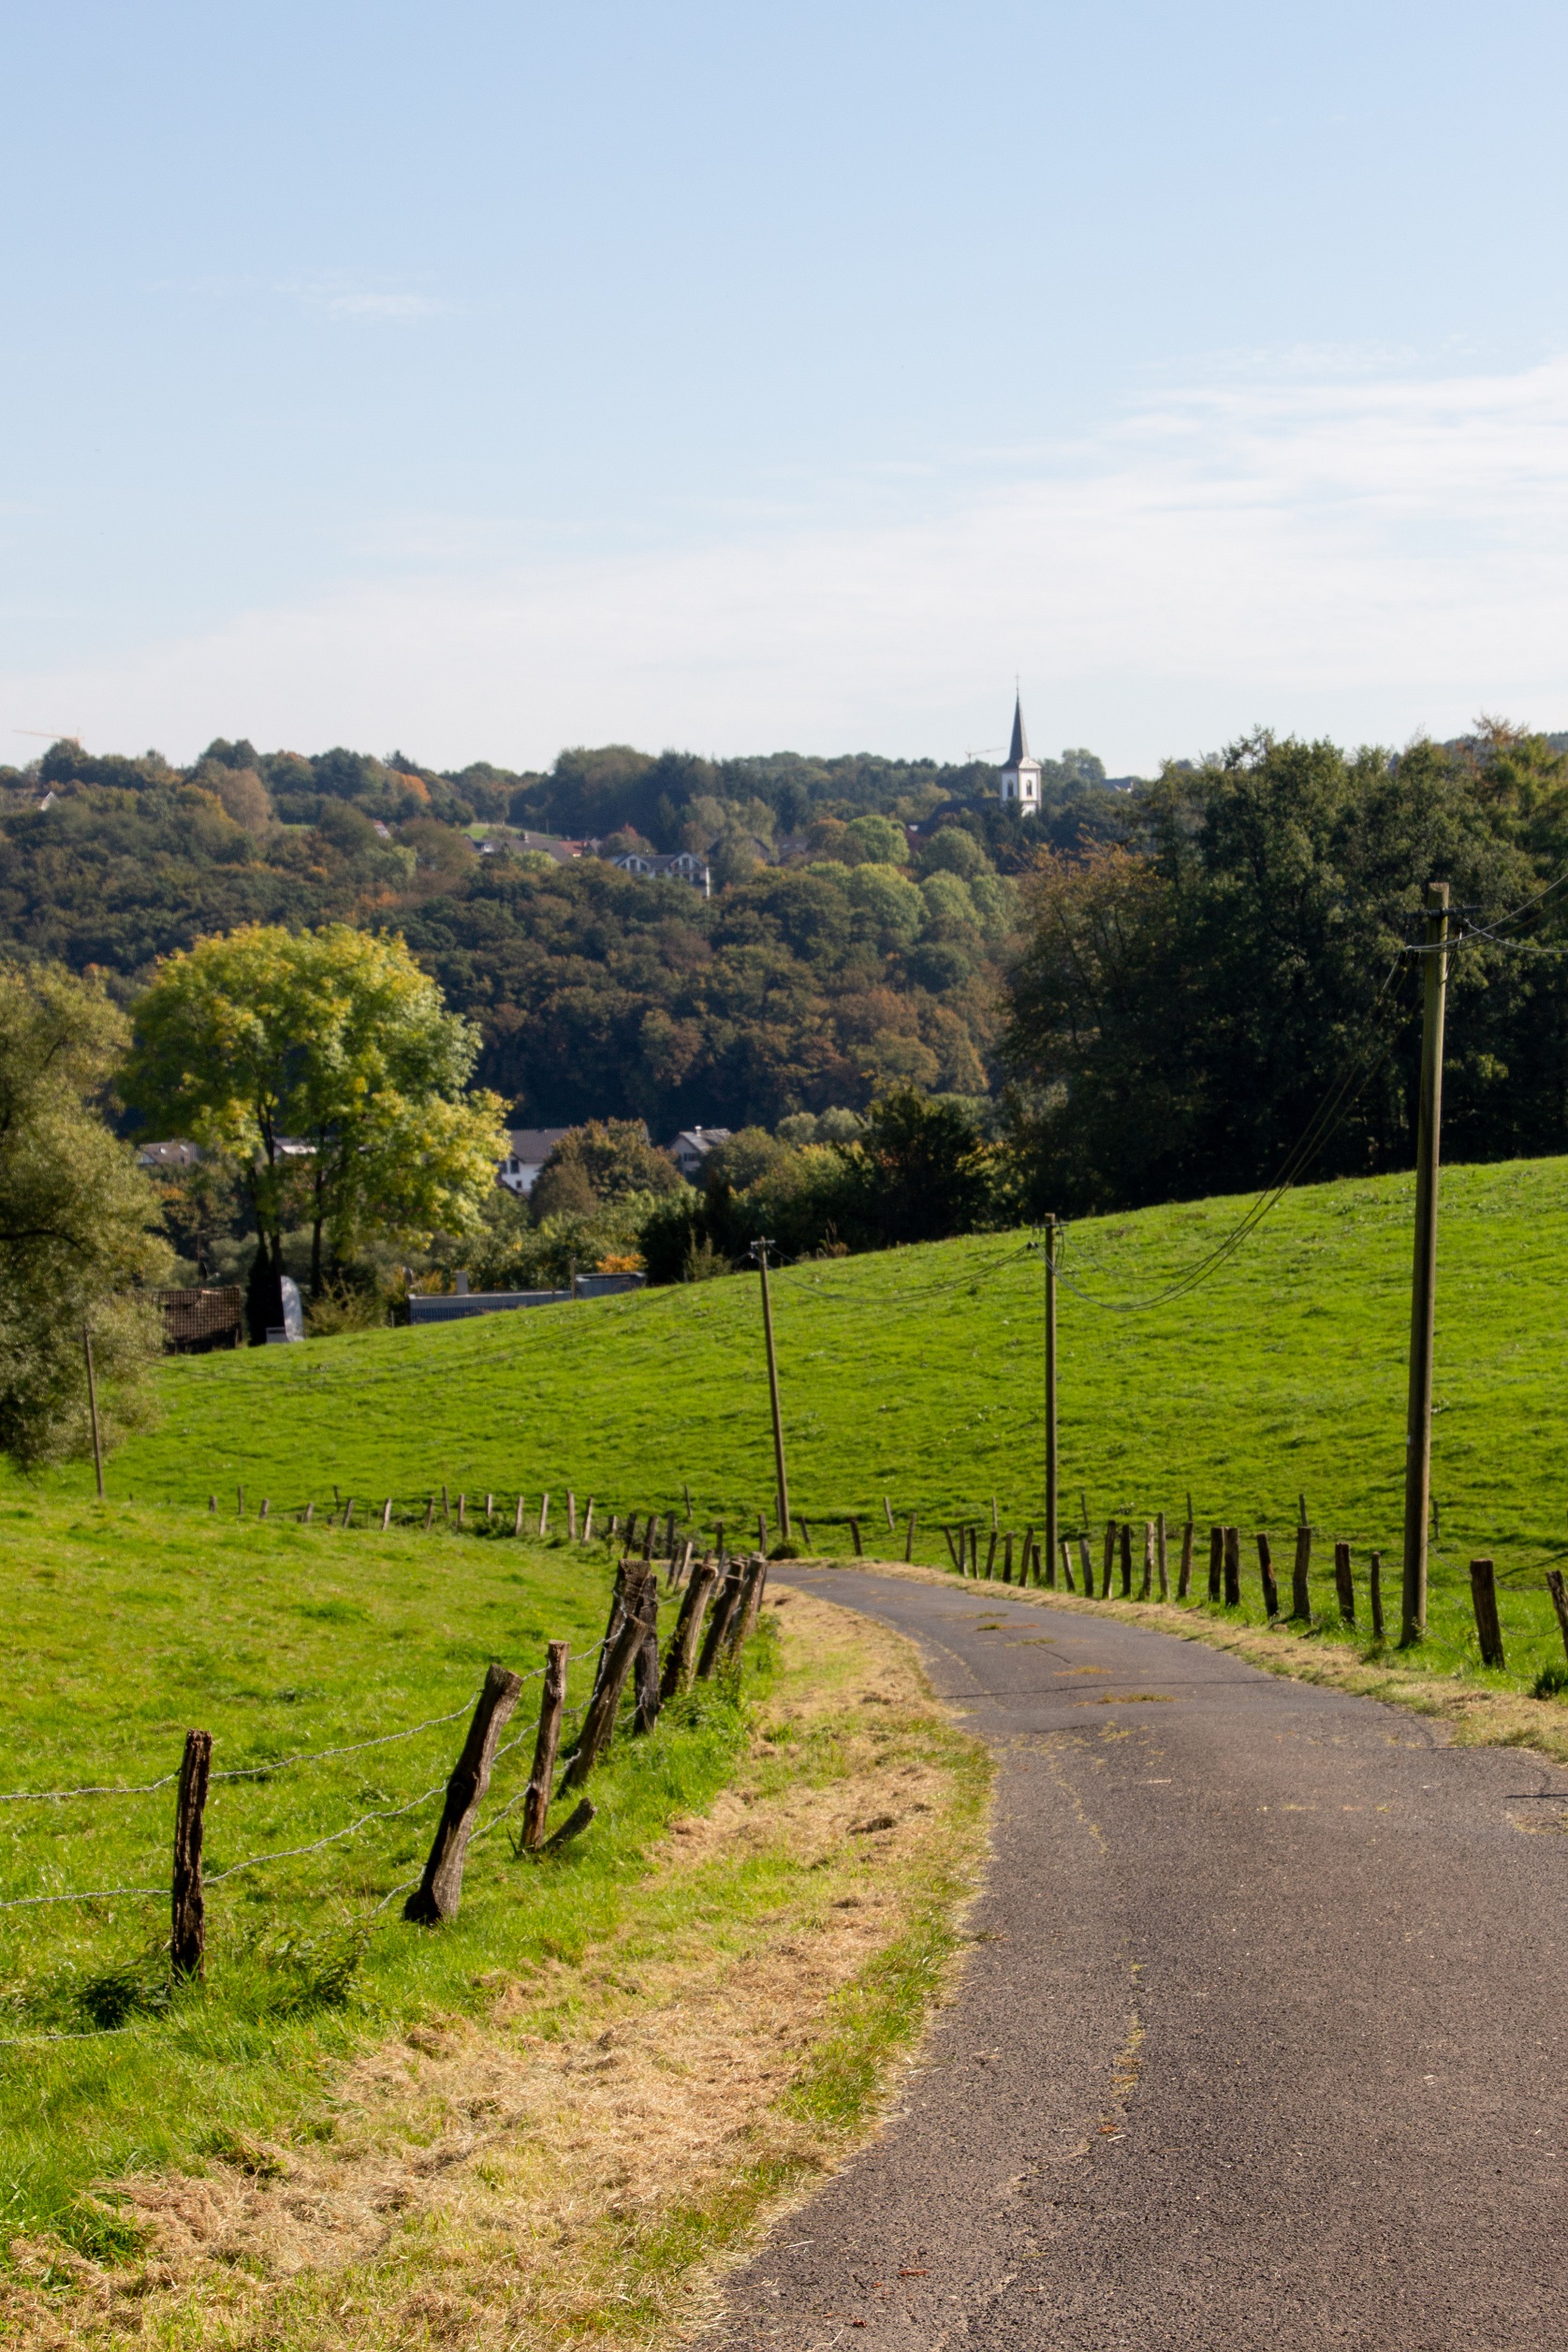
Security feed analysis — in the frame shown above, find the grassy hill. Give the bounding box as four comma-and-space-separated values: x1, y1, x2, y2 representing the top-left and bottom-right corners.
17, 1154, 1568, 1680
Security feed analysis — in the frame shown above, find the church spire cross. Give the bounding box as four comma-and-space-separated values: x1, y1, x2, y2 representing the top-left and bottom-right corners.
1000, 688, 1041, 809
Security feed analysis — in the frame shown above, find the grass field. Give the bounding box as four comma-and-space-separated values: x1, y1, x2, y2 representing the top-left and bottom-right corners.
20, 1155, 1568, 1695
0, 1502, 737, 2247
0, 1504, 987, 2352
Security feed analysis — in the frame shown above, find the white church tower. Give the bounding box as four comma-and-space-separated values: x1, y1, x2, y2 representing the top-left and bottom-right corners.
999, 690, 1042, 809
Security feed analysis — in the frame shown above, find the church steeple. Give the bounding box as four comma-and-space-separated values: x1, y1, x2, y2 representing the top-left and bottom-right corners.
999, 689, 1042, 810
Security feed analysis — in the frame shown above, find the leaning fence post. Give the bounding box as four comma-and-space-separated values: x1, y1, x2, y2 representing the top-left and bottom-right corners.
520, 1641, 569, 1850
538, 1492, 550, 1537
849, 1515, 863, 1557
903, 1509, 917, 1563
562, 1604, 648, 1790
662, 1556, 719, 1698
696, 1565, 746, 1677
1546, 1566, 1568, 1664
404, 1663, 525, 1922
729, 1556, 769, 1654
634, 1583, 662, 1732
171, 1728, 212, 1980
381, 1497, 392, 1532
1469, 1557, 1505, 1668
1256, 1533, 1279, 1619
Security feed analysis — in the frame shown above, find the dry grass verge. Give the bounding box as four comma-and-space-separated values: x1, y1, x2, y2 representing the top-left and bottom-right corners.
805, 1556, 1568, 1768
5, 1591, 989, 2352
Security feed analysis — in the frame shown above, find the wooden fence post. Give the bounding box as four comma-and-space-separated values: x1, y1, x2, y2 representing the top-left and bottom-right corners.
1120, 1522, 1133, 1598
381, 1497, 392, 1532
343, 1497, 355, 1529
403, 1664, 525, 1923
1021, 1523, 1036, 1588
1333, 1539, 1356, 1626
1291, 1525, 1312, 1622
942, 1525, 959, 1569
730, 1557, 769, 1653
1102, 1521, 1117, 1598
662, 1557, 719, 1698
520, 1641, 569, 1851
1156, 1512, 1168, 1601
303, 1501, 314, 1523
1469, 1557, 1505, 1668
1546, 1566, 1568, 1663
696, 1566, 747, 1678
984, 1529, 998, 1580
1178, 1518, 1194, 1600
756, 1510, 768, 1552
884, 1495, 895, 1531
642, 1514, 656, 1562
485, 1492, 494, 1524
456, 1492, 466, 1528
1077, 1534, 1093, 1595
1208, 1524, 1223, 1603
1370, 1550, 1386, 1640
561, 1609, 647, 1792
538, 1492, 550, 1537
849, 1516, 863, 1557
170, 1728, 212, 1980
1002, 1532, 1014, 1584
567, 1492, 578, 1541
425, 1497, 435, 1531
1223, 1526, 1240, 1608
904, 1510, 917, 1563
513, 1493, 525, 1537
1257, 1534, 1279, 1620
634, 1583, 662, 1732
1139, 1521, 1153, 1601
1056, 1537, 1071, 1591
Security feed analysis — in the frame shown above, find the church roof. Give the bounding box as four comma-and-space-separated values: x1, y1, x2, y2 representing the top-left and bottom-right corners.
1005, 692, 1037, 770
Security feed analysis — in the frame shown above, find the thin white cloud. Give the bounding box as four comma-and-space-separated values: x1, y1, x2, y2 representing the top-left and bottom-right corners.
7, 348, 1568, 770
276, 278, 446, 322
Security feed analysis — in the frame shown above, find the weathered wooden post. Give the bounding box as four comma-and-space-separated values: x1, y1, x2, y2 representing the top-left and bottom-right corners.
1334, 1539, 1356, 1627
1370, 1550, 1386, 1640
1469, 1558, 1504, 1668
1178, 1517, 1194, 1600
1291, 1524, 1312, 1622
170, 1728, 212, 1980
1102, 1521, 1117, 1598
404, 1664, 525, 1922
1119, 1522, 1133, 1598
520, 1641, 569, 1850
1546, 1567, 1568, 1664
849, 1516, 863, 1557
1156, 1512, 1168, 1601
1257, 1533, 1280, 1620
1139, 1521, 1153, 1601
904, 1509, 917, 1563
1223, 1526, 1241, 1608
634, 1583, 661, 1732
1208, 1525, 1224, 1603
562, 1610, 648, 1792
696, 1566, 746, 1677
661, 1558, 719, 1698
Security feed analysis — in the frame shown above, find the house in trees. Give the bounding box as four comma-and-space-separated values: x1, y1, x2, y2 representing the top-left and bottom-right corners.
498, 1128, 570, 1197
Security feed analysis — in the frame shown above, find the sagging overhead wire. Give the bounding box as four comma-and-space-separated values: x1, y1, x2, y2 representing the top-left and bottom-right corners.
1048, 951, 1413, 1316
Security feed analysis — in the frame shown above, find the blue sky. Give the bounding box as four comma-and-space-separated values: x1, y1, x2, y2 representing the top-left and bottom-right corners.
5, 1, 1568, 772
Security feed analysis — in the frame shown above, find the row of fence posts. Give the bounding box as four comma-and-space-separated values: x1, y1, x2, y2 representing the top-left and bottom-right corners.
937, 1498, 1568, 1672
166, 1545, 769, 1981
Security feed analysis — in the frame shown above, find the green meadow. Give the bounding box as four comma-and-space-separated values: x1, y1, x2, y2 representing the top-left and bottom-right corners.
16, 1152, 1568, 1690
34, 1154, 1568, 1555
0, 1503, 772, 2246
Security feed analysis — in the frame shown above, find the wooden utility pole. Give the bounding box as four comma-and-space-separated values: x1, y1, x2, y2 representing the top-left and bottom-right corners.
1401, 880, 1450, 1646
82, 1324, 104, 1500
751, 1240, 791, 1543
1043, 1216, 1059, 1598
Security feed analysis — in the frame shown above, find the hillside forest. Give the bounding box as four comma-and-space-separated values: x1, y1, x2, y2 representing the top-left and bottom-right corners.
7, 721, 1568, 1265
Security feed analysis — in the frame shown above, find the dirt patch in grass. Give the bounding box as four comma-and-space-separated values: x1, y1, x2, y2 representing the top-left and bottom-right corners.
4, 1590, 989, 2352
808, 1556, 1568, 1768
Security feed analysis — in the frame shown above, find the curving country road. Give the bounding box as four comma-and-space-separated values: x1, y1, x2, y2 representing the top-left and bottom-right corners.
706, 1566, 1568, 2352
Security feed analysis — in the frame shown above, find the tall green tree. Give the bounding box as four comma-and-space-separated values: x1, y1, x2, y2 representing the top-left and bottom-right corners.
0, 963, 169, 1468
125, 925, 508, 1336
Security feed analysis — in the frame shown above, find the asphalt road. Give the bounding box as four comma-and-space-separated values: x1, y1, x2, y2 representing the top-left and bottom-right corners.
704, 1567, 1568, 2352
